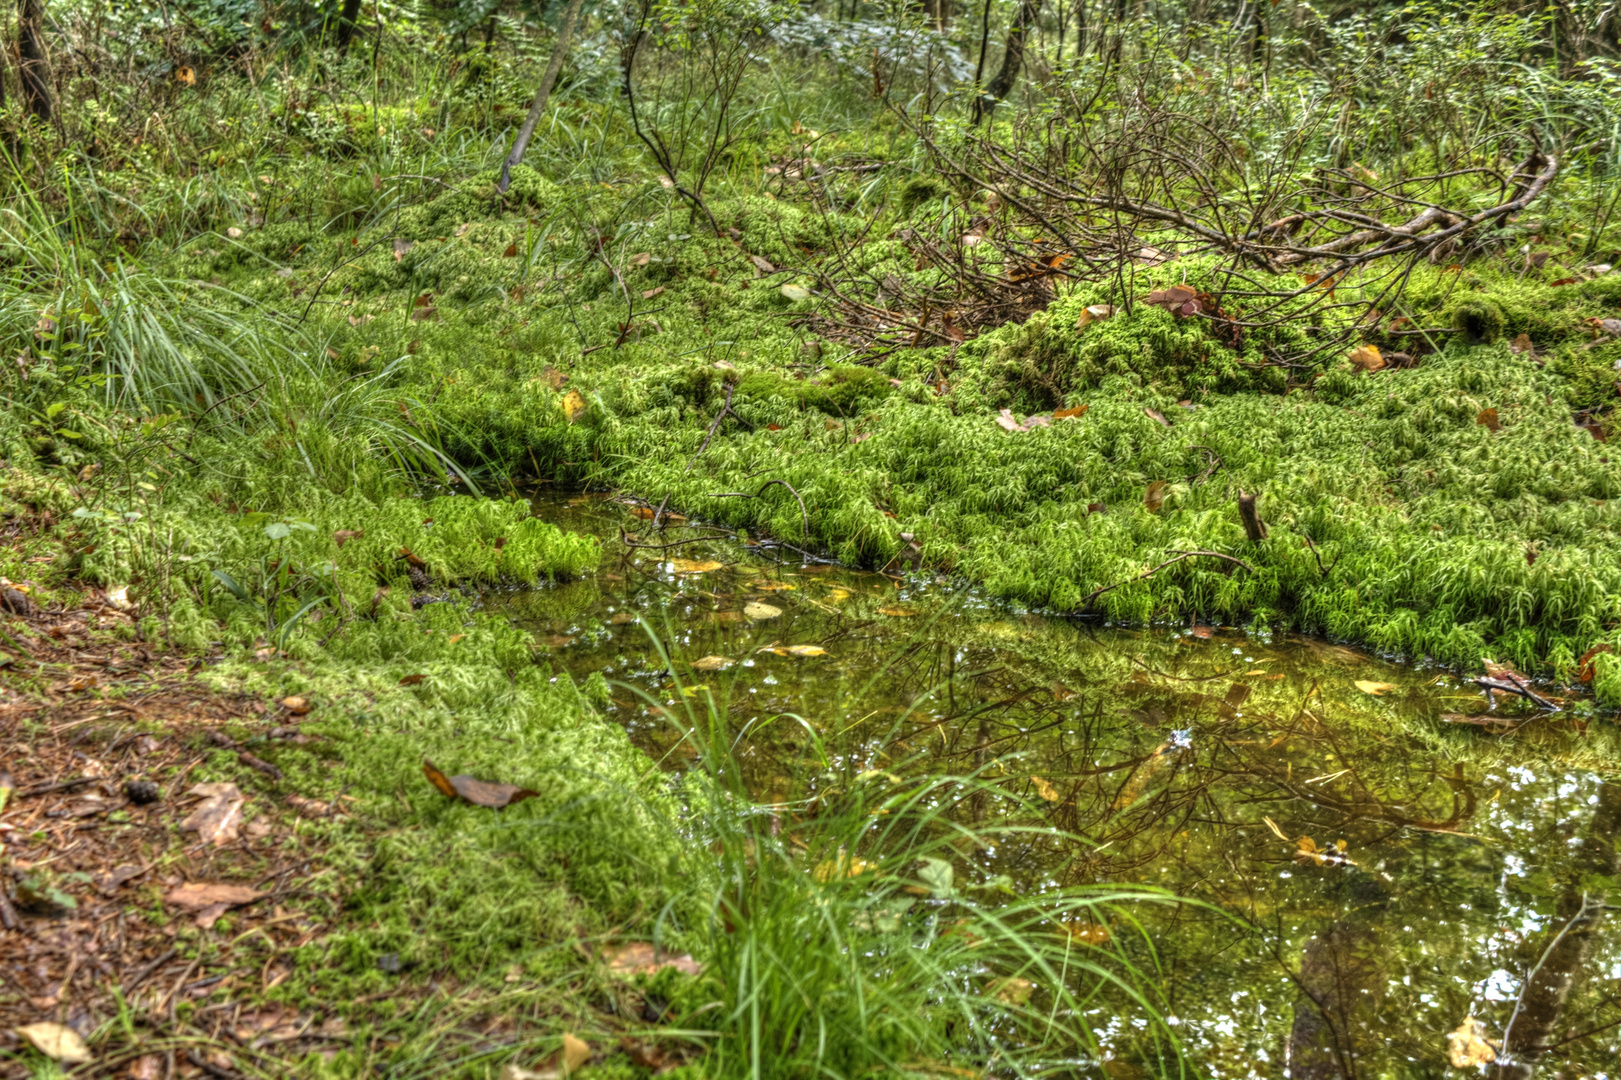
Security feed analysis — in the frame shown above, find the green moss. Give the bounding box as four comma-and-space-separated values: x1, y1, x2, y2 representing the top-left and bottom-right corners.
735, 363, 894, 415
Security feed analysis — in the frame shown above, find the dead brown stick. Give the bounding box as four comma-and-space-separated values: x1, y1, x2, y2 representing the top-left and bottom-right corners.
1238, 492, 1268, 543
1083, 549, 1256, 606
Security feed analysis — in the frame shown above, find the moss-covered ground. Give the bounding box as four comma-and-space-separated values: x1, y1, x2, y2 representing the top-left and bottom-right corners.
3, 37, 1621, 1077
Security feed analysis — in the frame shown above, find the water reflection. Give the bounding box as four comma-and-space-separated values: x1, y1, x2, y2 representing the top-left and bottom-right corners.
482, 493, 1621, 1078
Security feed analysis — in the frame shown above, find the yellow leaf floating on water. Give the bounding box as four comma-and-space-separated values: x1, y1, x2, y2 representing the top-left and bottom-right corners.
765, 644, 827, 657
1447, 1017, 1499, 1068
560, 389, 587, 423
1354, 680, 1397, 696
691, 655, 735, 671
878, 605, 918, 617
813, 852, 874, 881
1030, 776, 1060, 802
743, 601, 781, 619
668, 559, 724, 573
827, 587, 851, 602
756, 581, 797, 591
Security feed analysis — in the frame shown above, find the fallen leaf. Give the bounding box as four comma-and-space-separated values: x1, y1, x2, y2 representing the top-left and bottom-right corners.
503, 242, 519, 258
668, 559, 724, 573
630, 252, 652, 266
226, 226, 243, 239
1447, 1017, 1499, 1068
814, 853, 875, 881
560, 389, 588, 423
1577, 643, 1614, 683
1144, 480, 1168, 513
542, 366, 569, 389
333, 529, 363, 548
1053, 404, 1089, 420
399, 674, 426, 686
780, 283, 811, 300
1348, 345, 1384, 373
1353, 680, 1397, 696
1075, 304, 1113, 330
877, 605, 918, 617
164, 882, 262, 929
1087, 502, 1106, 514
1509, 332, 1535, 356
777, 644, 828, 657
750, 254, 775, 274
691, 656, 735, 671
180, 783, 245, 846
15, 1022, 91, 1064
1146, 284, 1198, 313
990, 977, 1034, 1006
743, 601, 781, 619
129, 1055, 162, 1080
1143, 407, 1171, 427
175, 66, 196, 86
602, 942, 702, 976
423, 760, 539, 809
641, 286, 665, 300
1476, 407, 1502, 432
394, 238, 414, 261
1030, 776, 1060, 802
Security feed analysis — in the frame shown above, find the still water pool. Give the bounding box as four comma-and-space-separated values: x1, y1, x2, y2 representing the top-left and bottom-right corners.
487, 493, 1619, 1078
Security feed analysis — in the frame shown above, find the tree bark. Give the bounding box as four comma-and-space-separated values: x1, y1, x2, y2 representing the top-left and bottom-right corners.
1237, 491, 1267, 543
497, 0, 586, 193
1488, 780, 1621, 1080
971, 0, 1042, 124
17, 0, 52, 126
336, 0, 364, 56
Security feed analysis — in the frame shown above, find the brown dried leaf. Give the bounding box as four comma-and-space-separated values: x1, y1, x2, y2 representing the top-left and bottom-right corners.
503, 242, 519, 258
423, 760, 539, 809
180, 783, 245, 846
15, 1022, 91, 1064
1053, 405, 1089, 420
1145, 284, 1197, 311
1144, 407, 1171, 427
165, 882, 262, 928
1508, 332, 1535, 357
1030, 775, 1060, 802
1577, 643, 1614, 683
691, 655, 735, 671
399, 674, 426, 686
602, 942, 703, 977
333, 529, 363, 548
642, 286, 665, 300
1476, 407, 1502, 432
1144, 480, 1168, 513
749, 254, 775, 274
393, 238, 413, 262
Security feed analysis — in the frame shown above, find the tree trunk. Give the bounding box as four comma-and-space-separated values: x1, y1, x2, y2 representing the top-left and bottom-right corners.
17, 0, 52, 126
1238, 491, 1267, 543
1488, 780, 1621, 1080
336, 0, 364, 56
972, 0, 1042, 123
497, 0, 586, 193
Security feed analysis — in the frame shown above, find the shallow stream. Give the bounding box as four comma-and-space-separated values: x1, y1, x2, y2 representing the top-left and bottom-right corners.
488, 493, 1620, 1078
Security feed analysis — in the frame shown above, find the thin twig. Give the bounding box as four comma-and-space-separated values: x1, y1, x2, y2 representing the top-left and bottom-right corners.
706, 479, 810, 538
1083, 549, 1255, 606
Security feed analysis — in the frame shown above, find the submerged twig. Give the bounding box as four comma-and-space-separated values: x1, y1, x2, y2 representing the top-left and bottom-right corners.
619, 526, 734, 551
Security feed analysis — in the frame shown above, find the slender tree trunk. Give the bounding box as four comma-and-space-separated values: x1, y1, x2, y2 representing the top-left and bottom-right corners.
972, 0, 1043, 124
497, 0, 586, 193
17, 0, 52, 126
1488, 780, 1621, 1080
336, 0, 364, 56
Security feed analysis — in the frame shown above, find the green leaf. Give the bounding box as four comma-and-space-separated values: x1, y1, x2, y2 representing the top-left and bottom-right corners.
918, 857, 955, 898
264, 522, 292, 541
211, 569, 249, 600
